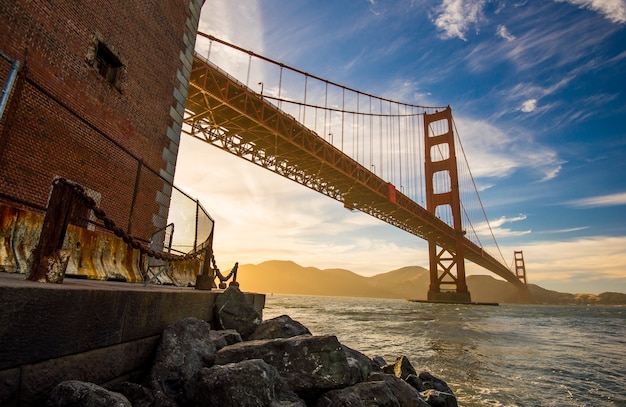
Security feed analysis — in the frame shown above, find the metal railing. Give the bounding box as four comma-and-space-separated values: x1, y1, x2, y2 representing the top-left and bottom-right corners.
0, 54, 237, 288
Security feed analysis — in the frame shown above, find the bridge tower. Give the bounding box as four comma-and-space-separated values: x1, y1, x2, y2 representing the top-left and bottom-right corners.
424, 107, 471, 303
513, 250, 531, 302
514, 250, 527, 285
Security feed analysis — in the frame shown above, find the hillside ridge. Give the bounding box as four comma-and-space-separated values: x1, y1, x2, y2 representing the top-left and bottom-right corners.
236, 260, 626, 305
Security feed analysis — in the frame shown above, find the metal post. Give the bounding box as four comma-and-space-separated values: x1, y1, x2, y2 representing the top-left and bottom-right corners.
27, 181, 80, 283
1, 57, 20, 120
127, 159, 142, 234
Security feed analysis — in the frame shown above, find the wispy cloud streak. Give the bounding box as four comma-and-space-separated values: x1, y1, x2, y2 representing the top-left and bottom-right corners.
567, 192, 626, 208
556, 0, 626, 24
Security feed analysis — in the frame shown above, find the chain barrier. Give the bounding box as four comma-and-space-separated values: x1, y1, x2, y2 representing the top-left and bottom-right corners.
212, 257, 237, 283
55, 177, 211, 262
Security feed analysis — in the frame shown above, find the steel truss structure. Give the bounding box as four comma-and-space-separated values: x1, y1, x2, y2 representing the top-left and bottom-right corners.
184, 54, 529, 301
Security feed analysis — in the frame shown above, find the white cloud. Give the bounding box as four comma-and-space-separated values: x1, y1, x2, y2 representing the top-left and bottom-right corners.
539, 226, 590, 234
471, 214, 531, 241
434, 0, 487, 40
556, 0, 626, 24
453, 115, 562, 182
496, 24, 516, 41
567, 192, 626, 208
520, 99, 537, 112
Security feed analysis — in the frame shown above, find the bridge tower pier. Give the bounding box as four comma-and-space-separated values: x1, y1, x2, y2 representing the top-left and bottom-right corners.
514, 250, 531, 302
424, 107, 471, 304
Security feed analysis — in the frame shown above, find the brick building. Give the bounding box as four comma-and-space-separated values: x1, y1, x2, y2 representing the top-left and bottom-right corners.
0, 0, 204, 241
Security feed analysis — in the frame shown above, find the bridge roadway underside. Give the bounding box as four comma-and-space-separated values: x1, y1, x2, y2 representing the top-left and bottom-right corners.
184, 54, 528, 296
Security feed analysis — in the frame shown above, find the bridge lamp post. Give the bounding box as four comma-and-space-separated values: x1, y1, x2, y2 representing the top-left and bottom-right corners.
258, 81, 264, 97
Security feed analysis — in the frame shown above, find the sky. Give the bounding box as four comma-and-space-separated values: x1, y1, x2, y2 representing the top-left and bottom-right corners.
174, 0, 626, 295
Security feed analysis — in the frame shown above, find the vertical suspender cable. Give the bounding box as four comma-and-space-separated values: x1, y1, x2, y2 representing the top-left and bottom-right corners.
246, 55, 251, 87
356, 93, 360, 162
388, 101, 397, 184
324, 82, 328, 143
417, 108, 423, 203
369, 96, 373, 172
341, 88, 345, 151
278, 66, 283, 110
397, 102, 402, 192
379, 99, 383, 178
303, 76, 308, 126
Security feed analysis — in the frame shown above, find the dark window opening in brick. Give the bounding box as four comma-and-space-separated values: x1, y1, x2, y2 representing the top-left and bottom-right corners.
93, 42, 122, 86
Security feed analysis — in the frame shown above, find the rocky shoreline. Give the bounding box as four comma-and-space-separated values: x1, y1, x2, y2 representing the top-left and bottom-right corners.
46, 286, 458, 406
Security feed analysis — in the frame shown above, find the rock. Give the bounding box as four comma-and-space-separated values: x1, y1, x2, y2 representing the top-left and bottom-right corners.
106, 382, 154, 407
371, 373, 429, 407
215, 335, 352, 394
372, 356, 387, 370
214, 285, 262, 339
314, 380, 398, 407
315, 372, 429, 407
209, 329, 243, 350
148, 317, 215, 402
248, 314, 311, 340
185, 359, 305, 407
343, 345, 375, 385
419, 372, 458, 407
418, 371, 454, 393
383, 355, 417, 380
406, 374, 427, 392
47, 380, 131, 407
422, 389, 458, 407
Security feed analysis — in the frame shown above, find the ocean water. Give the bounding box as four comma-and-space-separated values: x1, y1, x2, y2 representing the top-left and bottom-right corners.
262, 295, 626, 406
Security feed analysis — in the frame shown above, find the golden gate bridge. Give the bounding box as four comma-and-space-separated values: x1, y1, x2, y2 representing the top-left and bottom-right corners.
183, 33, 529, 303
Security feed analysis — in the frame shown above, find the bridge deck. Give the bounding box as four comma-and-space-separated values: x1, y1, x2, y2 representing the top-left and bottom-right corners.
184, 54, 526, 292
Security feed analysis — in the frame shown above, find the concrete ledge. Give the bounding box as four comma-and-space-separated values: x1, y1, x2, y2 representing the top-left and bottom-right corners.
0, 272, 265, 406
0, 272, 265, 370
19, 336, 160, 406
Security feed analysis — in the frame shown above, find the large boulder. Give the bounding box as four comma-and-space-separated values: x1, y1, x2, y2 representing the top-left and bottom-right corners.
405, 374, 427, 392
419, 371, 455, 394
248, 314, 311, 340
422, 389, 458, 407
185, 359, 305, 407
214, 286, 262, 339
315, 372, 429, 407
343, 345, 376, 385
148, 317, 216, 402
47, 380, 131, 407
419, 372, 458, 407
314, 380, 398, 407
215, 335, 352, 394
371, 373, 429, 407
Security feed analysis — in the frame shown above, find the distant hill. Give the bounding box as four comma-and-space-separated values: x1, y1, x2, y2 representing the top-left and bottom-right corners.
236, 260, 626, 305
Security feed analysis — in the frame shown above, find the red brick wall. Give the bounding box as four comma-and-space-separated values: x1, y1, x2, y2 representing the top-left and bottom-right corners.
0, 0, 201, 239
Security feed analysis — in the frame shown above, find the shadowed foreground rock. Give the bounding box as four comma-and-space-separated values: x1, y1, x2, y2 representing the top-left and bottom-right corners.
316, 372, 432, 407
214, 285, 262, 339
45, 287, 458, 406
248, 314, 312, 340
215, 334, 352, 394
186, 359, 305, 407
47, 380, 131, 407
148, 317, 216, 402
